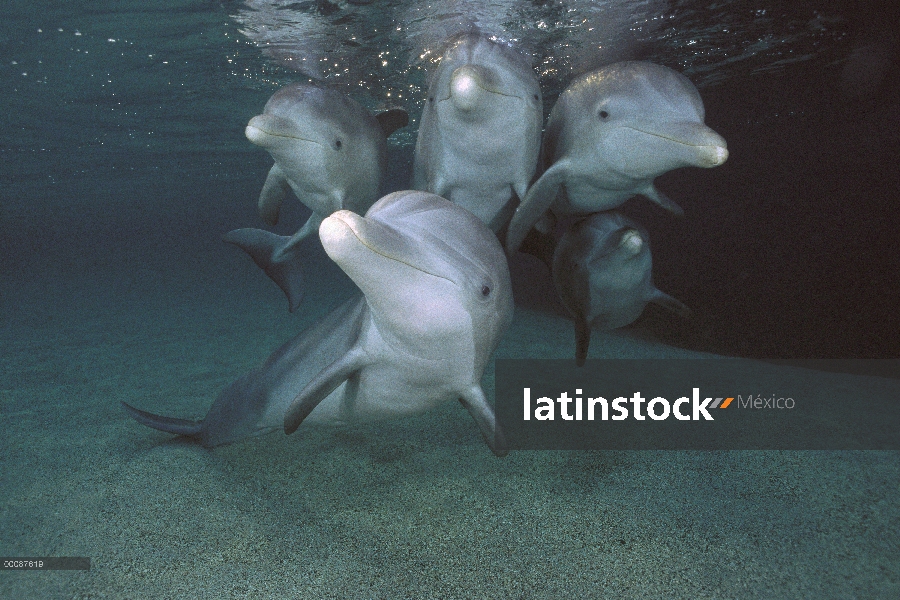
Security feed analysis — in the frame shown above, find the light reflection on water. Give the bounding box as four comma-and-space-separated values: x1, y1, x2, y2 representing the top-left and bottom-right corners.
232, 0, 851, 108
0, 0, 867, 181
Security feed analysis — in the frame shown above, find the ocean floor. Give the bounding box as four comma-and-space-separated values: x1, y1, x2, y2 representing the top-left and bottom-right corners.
1, 232, 898, 599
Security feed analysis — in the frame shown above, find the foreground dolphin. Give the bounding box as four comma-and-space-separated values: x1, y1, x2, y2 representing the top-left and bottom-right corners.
124, 191, 512, 456
226, 83, 408, 311
506, 61, 728, 253
412, 32, 542, 232
553, 211, 689, 366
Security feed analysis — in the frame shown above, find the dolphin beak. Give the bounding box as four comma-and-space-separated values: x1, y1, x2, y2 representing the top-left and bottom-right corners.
245, 114, 317, 148
320, 211, 422, 273
449, 65, 490, 110
646, 121, 729, 168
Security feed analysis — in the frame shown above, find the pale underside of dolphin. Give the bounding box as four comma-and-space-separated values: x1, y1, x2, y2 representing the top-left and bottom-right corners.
552, 211, 690, 366
124, 190, 513, 456
225, 82, 408, 312
506, 61, 729, 254
412, 32, 542, 233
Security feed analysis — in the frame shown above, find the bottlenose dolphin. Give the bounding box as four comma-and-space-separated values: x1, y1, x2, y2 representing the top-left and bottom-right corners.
124, 191, 512, 456
553, 211, 689, 366
226, 83, 408, 311
506, 61, 728, 253
412, 32, 542, 232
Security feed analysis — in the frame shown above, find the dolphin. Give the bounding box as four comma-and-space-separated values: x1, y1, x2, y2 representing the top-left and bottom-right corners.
225, 83, 408, 311
123, 190, 512, 456
506, 61, 728, 253
412, 32, 542, 232
552, 211, 690, 366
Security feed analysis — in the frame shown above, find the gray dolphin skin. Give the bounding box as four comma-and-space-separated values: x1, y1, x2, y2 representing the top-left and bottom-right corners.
123, 190, 512, 456
553, 211, 690, 366
412, 32, 542, 232
225, 83, 408, 311
506, 61, 729, 253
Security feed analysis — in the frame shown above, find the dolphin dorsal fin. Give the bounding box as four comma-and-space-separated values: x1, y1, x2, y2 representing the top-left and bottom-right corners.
375, 108, 410, 138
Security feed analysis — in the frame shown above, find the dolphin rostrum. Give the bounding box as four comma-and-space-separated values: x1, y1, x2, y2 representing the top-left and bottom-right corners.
506, 61, 728, 253
412, 32, 542, 232
124, 190, 512, 456
552, 211, 690, 366
226, 83, 408, 311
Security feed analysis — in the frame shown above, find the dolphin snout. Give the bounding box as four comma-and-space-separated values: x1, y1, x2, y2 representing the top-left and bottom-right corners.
654, 121, 729, 168
450, 65, 489, 111
694, 130, 729, 167
450, 65, 498, 110
245, 114, 314, 147
320, 211, 413, 267
319, 210, 356, 253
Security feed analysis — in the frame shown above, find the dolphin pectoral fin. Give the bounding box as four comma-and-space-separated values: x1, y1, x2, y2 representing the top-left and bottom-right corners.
642, 185, 684, 216
458, 386, 508, 457
518, 228, 556, 271
223, 228, 305, 312
278, 213, 323, 258
284, 347, 367, 435
650, 289, 691, 318
506, 161, 567, 254
574, 317, 591, 367
486, 190, 518, 234
375, 108, 410, 138
512, 179, 529, 206
431, 170, 451, 199
258, 165, 292, 226
121, 402, 203, 439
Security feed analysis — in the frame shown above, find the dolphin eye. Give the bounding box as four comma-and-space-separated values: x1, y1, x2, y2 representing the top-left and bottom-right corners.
334, 139, 342, 150
533, 94, 539, 101
428, 97, 434, 103
598, 110, 609, 120
481, 285, 491, 297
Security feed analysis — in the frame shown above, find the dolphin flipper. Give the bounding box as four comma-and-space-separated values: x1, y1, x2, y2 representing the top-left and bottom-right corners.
642, 184, 684, 216
258, 165, 293, 226
121, 402, 203, 439
223, 228, 304, 312
650, 289, 691, 318
284, 347, 368, 434
506, 160, 568, 254
459, 385, 508, 457
574, 318, 591, 368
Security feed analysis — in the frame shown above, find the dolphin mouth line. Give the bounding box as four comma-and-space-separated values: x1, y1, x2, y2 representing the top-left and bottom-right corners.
621, 125, 723, 149
246, 125, 322, 145
334, 215, 455, 285
437, 88, 524, 102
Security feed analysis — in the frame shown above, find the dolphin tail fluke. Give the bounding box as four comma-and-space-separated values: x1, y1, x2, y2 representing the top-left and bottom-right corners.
223, 228, 305, 312
121, 402, 203, 439
574, 318, 591, 367
650, 289, 691, 318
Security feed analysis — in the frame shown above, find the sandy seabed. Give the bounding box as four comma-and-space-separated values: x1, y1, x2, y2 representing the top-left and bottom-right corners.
1, 243, 898, 600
